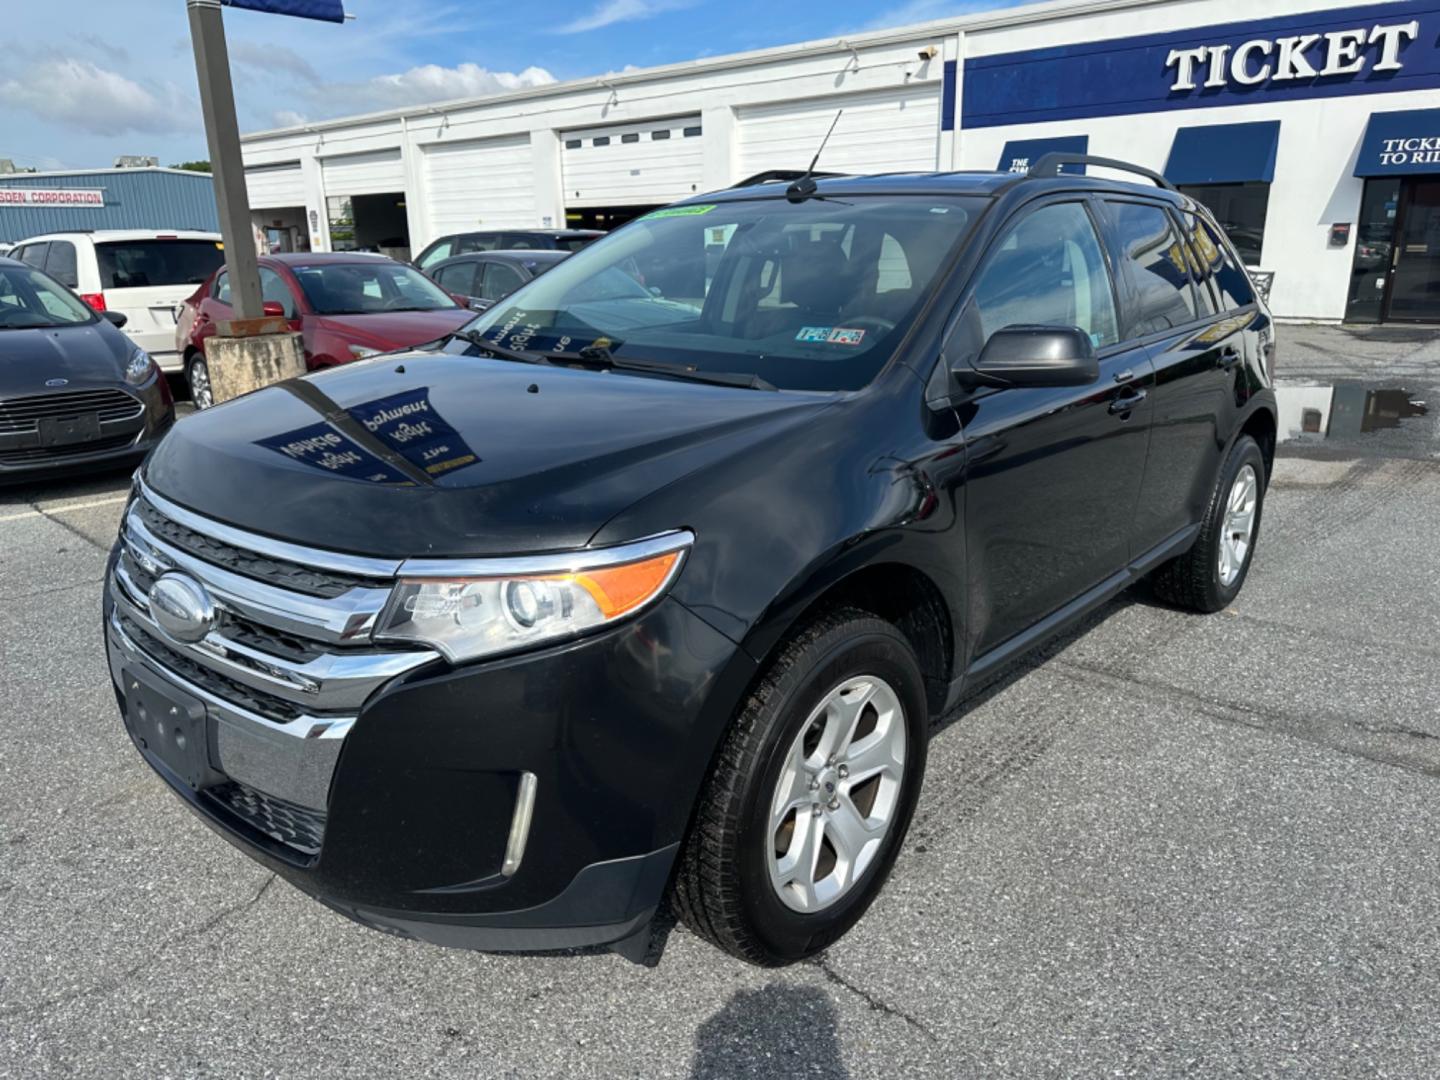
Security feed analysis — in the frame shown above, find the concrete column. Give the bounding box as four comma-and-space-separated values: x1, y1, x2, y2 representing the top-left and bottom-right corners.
530, 127, 565, 228
207, 331, 307, 405
701, 105, 737, 191
301, 150, 328, 253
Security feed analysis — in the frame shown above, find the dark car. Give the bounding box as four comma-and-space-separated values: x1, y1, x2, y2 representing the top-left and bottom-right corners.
413, 229, 604, 272
176, 254, 473, 408
105, 158, 1277, 966
0, 256, 173, 481
425, 250, 570, 311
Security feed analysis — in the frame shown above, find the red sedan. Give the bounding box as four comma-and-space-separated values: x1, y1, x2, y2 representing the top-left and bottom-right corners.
176, 253, 475, 408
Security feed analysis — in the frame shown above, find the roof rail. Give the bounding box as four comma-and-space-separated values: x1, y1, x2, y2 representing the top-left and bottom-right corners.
730, 169, 847, 189
1026, 153, 1176, 192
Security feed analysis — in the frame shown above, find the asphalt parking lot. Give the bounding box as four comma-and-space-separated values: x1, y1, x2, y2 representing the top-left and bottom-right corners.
2, 329, 1437, 1079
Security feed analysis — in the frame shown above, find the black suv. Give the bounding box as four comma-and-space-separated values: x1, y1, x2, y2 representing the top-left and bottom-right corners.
106, 157, 1276, 966
413, 229, 603, 272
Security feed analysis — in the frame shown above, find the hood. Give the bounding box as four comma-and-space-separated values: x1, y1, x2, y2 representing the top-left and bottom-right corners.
313, 310, 473, 349
0, 321, 130, 390
143, 350, 832, 557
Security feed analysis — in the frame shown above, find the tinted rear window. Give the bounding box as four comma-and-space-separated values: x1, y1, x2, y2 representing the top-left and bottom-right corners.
555, 236, 598, 252
96, 239, 225, 289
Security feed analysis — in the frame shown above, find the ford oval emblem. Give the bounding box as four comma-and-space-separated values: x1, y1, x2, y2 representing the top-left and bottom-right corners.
147, 573, 215, 644
45, 378, 68, 387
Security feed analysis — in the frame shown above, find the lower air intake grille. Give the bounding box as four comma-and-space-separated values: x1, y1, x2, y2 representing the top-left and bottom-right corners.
207, 781, 326, 856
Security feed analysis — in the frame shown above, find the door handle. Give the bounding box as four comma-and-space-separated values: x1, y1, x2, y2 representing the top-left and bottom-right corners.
1219, 346, 1242, 369
1109, 389, 1147, 415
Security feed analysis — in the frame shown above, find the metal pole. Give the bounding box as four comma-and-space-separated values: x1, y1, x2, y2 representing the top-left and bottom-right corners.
187, 0, 263, 321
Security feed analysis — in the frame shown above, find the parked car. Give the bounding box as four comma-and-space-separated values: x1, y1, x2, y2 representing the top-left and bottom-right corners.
413, 229, 603, 272
106, 158, 1277, 967
8, 231, 224, 373
425, 250, 569, 310
176, 253, 474, 408
0, 256, 173, 481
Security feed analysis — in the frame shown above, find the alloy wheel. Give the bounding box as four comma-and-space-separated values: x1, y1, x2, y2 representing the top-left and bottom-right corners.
1219, 463, 1258, 587
767, 675, 907, 913
190, 358, 213, 410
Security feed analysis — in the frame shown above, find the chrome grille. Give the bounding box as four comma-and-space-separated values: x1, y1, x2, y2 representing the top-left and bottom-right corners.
0, 388, 143, 434
107, 482, 440, 844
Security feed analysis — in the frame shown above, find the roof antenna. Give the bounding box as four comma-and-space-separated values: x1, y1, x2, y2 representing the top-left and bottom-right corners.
787, 110, 842, 203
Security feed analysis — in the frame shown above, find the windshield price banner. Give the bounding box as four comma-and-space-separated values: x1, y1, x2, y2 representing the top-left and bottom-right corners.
0, 188, 104, 208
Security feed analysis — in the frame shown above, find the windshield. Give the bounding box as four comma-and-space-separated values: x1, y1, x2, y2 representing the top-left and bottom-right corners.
451, 196, 984, 391
293, 261, 459, 315
0, 265, 96, 329
96, 239, 225, 289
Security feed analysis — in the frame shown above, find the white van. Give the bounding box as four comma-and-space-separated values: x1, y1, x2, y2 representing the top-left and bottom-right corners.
9, 230, 225, 372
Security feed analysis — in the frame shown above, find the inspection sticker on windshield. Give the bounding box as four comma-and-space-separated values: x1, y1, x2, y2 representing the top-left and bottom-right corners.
797, 326, 866, 346
641, 204, 716, 220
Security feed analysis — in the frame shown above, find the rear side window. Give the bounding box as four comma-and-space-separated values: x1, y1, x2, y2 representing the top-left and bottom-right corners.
44, 241, 78, 288
1105, 201, 1198, 335
96, 239, 224, 289
19, 242, 48, 270
555, 235, 596, 252
1174, 212, 1219, 317
1192, 216, 1255, 310
971, 201, 1119, 350
213, 271, 231, 304
260, 267, 296, 318
435, 261, 480, 295
480, 262, 525, 301
455, 233, 502, 254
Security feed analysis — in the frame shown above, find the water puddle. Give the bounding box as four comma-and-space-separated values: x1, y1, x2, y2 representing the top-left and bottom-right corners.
1275, 384, 1428, 443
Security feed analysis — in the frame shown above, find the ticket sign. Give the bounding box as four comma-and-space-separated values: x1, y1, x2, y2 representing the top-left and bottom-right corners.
0, 188, 104, 208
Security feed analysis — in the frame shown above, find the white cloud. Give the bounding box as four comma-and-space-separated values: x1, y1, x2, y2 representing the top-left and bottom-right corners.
230, 41, 322, 86
559, 0, 690, 34
860, 0, 1012, 30
326, 63, 556, 111
272, 109, 310, 129
0, 58, 192, 136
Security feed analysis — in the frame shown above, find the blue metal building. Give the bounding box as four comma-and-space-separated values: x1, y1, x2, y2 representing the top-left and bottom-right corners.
0, 168, 219, 243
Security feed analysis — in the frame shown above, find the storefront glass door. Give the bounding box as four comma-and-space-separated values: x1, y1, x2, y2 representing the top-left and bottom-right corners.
1387, 179, 1440, 322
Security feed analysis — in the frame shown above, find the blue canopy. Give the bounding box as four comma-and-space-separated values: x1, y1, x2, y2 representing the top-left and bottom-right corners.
222, 0, 345, 22
996, 135, 1088, 175
1164, 121, 1280, 186
1354, 109, 1440, 177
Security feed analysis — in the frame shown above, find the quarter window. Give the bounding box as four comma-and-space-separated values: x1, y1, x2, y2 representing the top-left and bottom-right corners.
481, 262, 525, 301
971, 202, 1119, 349
214, 272, 231, 304
19, 242, 48, 270
43, 241, 78, 288
1106, 201, 1198, 335
1193, 217, 1255, 310
1175, 212, 1219, 317
1176, 182, 1269, 267
259, 267, 297, 318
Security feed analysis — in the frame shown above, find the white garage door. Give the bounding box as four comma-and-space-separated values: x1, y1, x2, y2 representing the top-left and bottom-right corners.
421, 134, 536, 238
562, 116, 703, 207
321, 148, 404, 196
736, 86, 941, 179
245, 161, 304, 209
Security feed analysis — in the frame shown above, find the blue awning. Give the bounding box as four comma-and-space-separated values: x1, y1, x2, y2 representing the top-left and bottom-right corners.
1354, 109, 1440, 177
1164, 121, 1279, 186
997, 135, 1088, 175
222, 0, 345, 22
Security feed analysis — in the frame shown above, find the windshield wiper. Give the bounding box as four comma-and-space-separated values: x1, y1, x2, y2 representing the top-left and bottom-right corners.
446, 329, 555, 366
555, 344, 776, 391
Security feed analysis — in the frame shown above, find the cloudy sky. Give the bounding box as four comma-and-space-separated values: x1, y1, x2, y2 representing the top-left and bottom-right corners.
2, 0, 1027, 171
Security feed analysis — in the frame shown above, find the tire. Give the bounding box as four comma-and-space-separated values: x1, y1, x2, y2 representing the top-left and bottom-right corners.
673, 608, 929, 966
187, 353, 214, 410
1150, 434, 1266, 613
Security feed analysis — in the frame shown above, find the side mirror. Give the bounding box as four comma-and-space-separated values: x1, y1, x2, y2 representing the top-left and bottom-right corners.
956, 325, 1099, 389
101, 310, 128, 329
262, 300, 287, 319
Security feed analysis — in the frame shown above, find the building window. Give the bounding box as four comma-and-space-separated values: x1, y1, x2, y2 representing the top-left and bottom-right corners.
652, 129, 671, 140
564, 139, 582, 150
1176, 182, 1270, 267
593, 136, 610, 147
682, 125, 702, 138
621, 133, 640, 144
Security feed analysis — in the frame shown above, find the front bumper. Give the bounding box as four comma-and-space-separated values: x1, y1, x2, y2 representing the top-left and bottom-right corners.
107, 572, 753, 955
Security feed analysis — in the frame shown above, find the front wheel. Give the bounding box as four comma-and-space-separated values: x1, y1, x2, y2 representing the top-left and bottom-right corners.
1150, 434, 1266, 612
673, 609, 929, 966
187, 354, 214, 410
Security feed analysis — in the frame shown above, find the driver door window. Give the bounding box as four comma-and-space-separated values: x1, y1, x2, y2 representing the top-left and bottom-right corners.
971, 201, 1119, 349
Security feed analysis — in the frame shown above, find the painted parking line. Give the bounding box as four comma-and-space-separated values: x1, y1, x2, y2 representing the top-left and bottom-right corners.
0, 493, 130, 524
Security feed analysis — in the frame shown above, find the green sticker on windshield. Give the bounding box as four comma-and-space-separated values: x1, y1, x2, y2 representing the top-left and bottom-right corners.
641, 204, 717, 220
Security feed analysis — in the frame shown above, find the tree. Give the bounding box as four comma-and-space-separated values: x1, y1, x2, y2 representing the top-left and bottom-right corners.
170, 160, 212, 173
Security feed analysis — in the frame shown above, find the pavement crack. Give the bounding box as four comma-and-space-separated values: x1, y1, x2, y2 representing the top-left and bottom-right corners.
33, 503, 110, 553
810, 957, 938, 1042
0, 873, 277, 1021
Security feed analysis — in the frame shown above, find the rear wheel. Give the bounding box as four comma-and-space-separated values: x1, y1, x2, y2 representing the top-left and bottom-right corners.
1150, 434, 1265, 612
673, 609, 928, 965
187, 354, 213, 410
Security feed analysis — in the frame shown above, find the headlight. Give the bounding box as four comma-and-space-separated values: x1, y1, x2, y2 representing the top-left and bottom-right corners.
349, 344, 384, 360
124, 347, 156, 386
375, 531, 692, 663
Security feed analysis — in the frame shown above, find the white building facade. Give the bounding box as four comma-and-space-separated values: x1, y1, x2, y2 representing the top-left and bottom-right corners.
240, 0, 1440, 323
